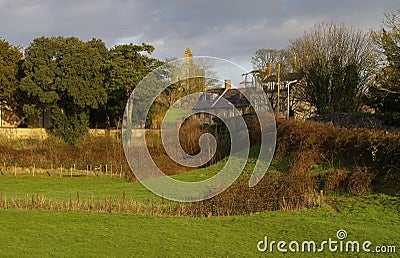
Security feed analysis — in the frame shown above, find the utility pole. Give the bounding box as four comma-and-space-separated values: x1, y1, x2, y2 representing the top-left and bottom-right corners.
277, 63, 281, 116
0, 99, 3, 128
286, 80, 298, 119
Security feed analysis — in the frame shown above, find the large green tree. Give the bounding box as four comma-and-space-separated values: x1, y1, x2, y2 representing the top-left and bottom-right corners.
97, 43, 162, 128
369, 9, 400, 119
290, 22, 376, 115
19, 36, 108, 144
0, 38, 22, 107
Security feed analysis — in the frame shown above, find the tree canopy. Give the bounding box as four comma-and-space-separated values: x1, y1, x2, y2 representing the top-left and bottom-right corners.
19, 36, 108, 144
369, 9, 400, 119
1, 7, 400, 144
97, 43, 162, 128
0, 38, 22, 105
290, 22, 376, 114
252, 48, 295, 81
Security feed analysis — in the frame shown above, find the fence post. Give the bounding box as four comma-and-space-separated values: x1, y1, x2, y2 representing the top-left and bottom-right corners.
70, 166, 73, 178
108, 196, 113, 214
320, 190, 324, 205
60, 164, 63, 177
121, 191, 125, 212
69, 195, 72, 211
77, 191, 80, 205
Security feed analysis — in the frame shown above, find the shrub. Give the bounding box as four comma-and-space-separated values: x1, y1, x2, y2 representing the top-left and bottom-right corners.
347, 167, 375, 195
323, 169, 349, 192
275, 119, 400, 181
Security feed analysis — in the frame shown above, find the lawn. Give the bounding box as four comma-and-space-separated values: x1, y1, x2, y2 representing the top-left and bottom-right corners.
0, 150, 398, 257
0, 194, 398, 257
163, 107, 190, 124
0, 174, 155, 203
0, 153, 286, 204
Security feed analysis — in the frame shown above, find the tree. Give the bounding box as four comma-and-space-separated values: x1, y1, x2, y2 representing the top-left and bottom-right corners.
290, 22, 376, 114
162, 52, 210, 106
99, 43, 162, 128
369, 9, 400, 119
252, 48, 295, 81
0, 38, 22, 107
145, 48, 206, 129
19, 36, 108, 145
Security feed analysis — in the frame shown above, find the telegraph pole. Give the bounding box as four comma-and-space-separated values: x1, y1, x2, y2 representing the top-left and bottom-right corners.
277, 63, 281, 116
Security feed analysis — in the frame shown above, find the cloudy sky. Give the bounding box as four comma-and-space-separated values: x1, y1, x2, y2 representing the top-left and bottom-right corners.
1, 0, 398, 70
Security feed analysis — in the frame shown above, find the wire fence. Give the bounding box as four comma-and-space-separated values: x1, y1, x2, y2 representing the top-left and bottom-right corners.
0, 189, 325, 217
0, 159, 131, 178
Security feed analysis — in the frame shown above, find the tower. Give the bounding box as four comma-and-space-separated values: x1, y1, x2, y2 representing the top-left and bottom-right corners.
183, 47, 193, 59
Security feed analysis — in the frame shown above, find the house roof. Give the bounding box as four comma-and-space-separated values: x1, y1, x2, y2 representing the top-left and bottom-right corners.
192, 88, 250, 111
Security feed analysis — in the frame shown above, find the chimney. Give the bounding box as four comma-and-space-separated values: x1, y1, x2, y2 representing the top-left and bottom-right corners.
266, 62, 273, 77
224, 80, 231, 90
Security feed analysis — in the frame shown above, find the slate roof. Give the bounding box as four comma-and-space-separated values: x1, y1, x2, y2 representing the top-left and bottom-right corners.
192, 89, 250, 111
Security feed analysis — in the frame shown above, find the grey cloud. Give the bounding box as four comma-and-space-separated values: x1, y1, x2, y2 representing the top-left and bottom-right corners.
0, 0, 398, 69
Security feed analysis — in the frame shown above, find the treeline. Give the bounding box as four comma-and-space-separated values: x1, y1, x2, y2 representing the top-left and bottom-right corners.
251, 9, 400, 121
0, 36, 162, 144
1, 9, 399, 145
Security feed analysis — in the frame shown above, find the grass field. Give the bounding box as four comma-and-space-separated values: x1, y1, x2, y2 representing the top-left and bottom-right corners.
0, 147, 399, 257
0, 195, 398, 257
0, 174, 399, 256
163, 107, 190, 124
0, 153, 286, 205
0, 174, 154, 203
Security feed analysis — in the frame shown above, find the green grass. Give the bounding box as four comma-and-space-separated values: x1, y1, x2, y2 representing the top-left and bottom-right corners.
0, 195, 398, 257
163, 107, 190, 124
171, 146, 292, 182
0, 174, 157, 204
0, 147, 399, 257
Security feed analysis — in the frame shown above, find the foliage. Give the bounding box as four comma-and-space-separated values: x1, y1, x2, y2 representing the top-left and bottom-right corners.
252, 48, 296, 81
369, 9, 400, 122
51, 109, 90, 146
290, 22, 376, 114
0, 130, 194, 176
98, 43, 162, 128
145, 53, 206, 129
0, 38, 22, 106
276, 119, 400, 182
19, 36, 108, 144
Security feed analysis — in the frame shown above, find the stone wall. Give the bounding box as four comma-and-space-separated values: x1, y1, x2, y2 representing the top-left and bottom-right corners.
0, 128, 122, 140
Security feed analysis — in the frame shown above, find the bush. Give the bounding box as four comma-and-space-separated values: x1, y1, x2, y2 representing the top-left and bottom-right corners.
183, 173, 319, 217
347, 167, 375, 195
275, 119, 400, 180
323, 169, 349, 192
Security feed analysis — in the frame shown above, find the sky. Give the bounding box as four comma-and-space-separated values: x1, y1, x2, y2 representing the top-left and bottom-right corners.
1, 0, 398, 72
